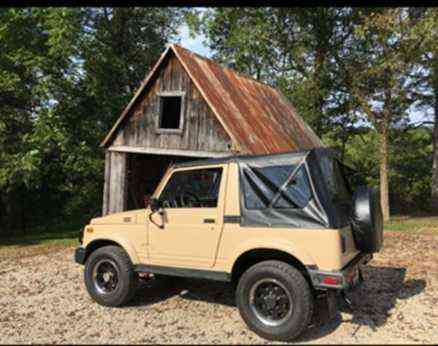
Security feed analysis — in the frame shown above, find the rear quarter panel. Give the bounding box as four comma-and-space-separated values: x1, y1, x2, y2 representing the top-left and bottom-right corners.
216, 227, 352, 272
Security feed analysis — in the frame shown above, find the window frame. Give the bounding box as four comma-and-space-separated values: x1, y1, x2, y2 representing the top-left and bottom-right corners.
156, 166, 224, 209
156, 91, 186, 134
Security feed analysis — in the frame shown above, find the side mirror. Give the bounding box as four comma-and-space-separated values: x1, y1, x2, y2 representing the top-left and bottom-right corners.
149, 198, 162, 212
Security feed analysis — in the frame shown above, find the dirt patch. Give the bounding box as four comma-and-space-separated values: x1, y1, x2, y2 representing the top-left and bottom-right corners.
1, 232, 437, 344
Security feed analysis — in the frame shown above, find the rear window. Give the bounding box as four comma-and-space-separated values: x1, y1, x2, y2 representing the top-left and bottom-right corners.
242, 164, 313, 210
318, 157, 352, 203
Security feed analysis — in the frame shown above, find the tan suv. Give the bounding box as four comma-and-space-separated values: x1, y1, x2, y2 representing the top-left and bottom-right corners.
74, 148, 383, 341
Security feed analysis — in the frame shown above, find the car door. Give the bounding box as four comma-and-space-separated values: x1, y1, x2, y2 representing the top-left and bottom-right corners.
147, 164, 228, 269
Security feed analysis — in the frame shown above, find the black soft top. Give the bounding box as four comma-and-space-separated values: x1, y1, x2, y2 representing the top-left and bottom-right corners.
173, 148, 339, 169
172, 148, 350, 229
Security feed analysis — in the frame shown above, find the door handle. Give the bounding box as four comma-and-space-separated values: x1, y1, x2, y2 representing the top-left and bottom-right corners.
203, 218, 215, 224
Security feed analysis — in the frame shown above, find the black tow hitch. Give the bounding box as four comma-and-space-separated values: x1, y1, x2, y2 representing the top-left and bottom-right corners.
341, 267, 364, 309
341, 290, 353, 307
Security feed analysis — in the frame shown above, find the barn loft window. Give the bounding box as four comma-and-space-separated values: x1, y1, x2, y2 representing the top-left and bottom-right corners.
157, 92, 185, 133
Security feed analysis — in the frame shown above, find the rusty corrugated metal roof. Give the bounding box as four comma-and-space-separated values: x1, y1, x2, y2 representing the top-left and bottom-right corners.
101, 44, 324, 153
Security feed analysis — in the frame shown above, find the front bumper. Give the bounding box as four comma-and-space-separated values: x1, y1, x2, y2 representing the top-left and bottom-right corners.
308, 253, 372, 290
74, 247, 86, 265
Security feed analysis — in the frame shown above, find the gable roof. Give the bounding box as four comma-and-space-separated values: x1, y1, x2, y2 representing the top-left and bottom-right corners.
101, 44, 324, 154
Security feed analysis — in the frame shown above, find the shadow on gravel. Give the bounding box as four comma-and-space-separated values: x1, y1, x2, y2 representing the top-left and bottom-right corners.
338, 265, 426, 330
297, 265, 426, 341
131, 276, 235, 307
129, 265, 426, 342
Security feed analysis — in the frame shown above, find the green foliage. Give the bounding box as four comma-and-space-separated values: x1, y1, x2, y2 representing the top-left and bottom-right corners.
0, 7, 436, 238
0, 7, 184, 235
325, 125, 433, 213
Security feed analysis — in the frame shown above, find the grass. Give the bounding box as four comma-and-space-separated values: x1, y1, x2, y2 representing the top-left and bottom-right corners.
384, 215, 438, 234
0, 226, 80, 259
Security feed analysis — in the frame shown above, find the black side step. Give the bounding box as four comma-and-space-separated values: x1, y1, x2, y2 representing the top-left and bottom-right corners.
134, 264, 231, 282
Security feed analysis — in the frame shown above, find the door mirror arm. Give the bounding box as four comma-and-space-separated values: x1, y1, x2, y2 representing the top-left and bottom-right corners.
148, 198, 164, 229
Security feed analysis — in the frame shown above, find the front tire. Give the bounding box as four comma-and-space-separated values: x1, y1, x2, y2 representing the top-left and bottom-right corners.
84, 245, 138, 307
236, 260, 313, 341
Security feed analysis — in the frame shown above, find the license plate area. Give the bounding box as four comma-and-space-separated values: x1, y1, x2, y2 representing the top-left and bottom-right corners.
345, 265, 362, 289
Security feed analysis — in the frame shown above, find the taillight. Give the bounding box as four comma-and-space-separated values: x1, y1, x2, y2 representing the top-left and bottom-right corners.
322, 276, 343, 286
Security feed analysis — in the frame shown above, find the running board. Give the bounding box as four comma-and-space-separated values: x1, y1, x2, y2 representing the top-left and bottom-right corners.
134, 264, 231, 282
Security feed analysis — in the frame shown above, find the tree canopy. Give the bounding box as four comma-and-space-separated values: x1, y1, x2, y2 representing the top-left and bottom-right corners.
0, 7, 436, 236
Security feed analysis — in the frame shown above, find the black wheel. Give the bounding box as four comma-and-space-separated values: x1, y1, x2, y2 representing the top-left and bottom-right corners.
236, 260, 313, 341
84, 245, 138, 307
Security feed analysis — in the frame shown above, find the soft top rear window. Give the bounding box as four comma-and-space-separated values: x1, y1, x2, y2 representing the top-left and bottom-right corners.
318, 157, 351, 203
242, 164, 313, 210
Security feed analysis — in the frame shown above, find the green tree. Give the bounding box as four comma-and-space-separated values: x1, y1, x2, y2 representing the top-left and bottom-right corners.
342, 8, 433, 220
0, 7, 185, 235
404, 8, 438, 209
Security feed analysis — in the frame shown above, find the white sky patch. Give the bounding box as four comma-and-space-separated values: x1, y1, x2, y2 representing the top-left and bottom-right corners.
175, 23, 212, 58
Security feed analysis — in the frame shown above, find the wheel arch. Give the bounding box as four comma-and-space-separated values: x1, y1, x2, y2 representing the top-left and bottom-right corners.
231, 248, 314, 288
84, 238, 140, 264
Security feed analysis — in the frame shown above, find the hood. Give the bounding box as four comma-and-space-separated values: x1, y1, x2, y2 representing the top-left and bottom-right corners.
90, 209, 145, 225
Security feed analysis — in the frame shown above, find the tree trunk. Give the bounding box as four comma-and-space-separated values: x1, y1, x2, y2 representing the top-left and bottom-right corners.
379, 122, 390, 221
431, 86, 438, 210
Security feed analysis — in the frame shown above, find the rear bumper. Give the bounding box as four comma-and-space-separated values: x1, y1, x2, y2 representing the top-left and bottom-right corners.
74, 247, 86, 265
308, 253, 372, 290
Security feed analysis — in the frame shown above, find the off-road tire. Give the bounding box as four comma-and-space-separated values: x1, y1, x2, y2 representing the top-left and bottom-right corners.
236, 260, 313, 341
84, 245, 138, 307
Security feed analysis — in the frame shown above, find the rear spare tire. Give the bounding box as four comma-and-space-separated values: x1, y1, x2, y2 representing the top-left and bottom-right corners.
351, 186, 383, 253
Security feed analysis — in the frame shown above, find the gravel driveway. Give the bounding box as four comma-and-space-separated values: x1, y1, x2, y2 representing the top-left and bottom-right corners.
1, 231, 437, 344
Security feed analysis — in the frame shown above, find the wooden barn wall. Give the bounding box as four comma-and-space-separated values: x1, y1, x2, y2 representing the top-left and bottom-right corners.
112, 54, 233, 153
102, 151, 127, 215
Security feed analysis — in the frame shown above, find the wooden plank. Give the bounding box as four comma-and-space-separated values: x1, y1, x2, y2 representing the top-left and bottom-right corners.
108, 145, 231, 158
102, 150, 111, 216
108, 151, 127, 213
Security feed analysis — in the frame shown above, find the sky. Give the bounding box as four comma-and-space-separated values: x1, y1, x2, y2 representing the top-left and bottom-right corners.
176, 23, 431, 125
175, 23, 212, 58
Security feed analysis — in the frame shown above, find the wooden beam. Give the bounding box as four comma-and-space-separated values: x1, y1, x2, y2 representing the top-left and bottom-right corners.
102, 151, 111, 215
108, 145, 232, 158
108, 151, 127, 214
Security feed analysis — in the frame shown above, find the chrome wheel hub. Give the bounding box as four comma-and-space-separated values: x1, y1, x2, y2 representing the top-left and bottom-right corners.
249, 278, 293, 327
92, 259, 119, 294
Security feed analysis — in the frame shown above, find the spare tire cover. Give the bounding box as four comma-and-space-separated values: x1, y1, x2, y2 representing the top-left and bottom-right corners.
350, 186, 383, 253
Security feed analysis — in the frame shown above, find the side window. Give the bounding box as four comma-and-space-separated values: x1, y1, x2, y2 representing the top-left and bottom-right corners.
242, 164, 313, 210
159, 168, 222, 208
273, 166, 312, 209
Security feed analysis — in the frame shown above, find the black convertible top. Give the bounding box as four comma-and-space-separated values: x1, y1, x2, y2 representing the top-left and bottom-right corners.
173, 147, 339, 169
172, 148, 351, 229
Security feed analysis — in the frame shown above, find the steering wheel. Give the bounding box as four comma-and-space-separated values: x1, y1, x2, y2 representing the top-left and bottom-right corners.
179, 191, 200, 207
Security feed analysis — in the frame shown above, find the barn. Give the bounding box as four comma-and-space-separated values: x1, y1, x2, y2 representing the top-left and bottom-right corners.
100, 44, 324, 215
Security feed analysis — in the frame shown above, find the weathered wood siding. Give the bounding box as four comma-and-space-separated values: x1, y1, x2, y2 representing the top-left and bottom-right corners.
112, 54, 233, 153
103, 151, 127, 215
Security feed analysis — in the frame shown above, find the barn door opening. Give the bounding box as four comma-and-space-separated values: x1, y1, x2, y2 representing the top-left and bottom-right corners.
126, 153, 198, 210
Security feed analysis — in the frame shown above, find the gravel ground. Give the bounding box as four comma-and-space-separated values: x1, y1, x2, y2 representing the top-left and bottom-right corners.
1, 231, 437, 344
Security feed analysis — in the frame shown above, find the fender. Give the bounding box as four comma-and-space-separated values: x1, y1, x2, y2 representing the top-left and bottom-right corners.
85, 236, 141, 265
226, 238, 316, 272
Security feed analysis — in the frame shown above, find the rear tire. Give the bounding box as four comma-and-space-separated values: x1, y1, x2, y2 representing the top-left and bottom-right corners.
236, 260, 313, 341
84, 245, 138, 307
